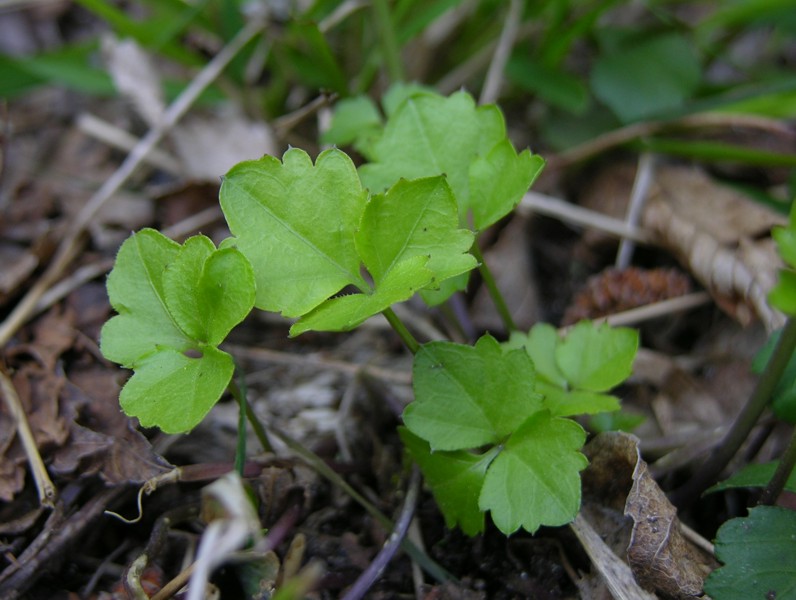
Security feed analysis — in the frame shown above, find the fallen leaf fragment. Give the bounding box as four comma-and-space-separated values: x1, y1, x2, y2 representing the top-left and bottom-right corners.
582, 432, 717, 599
641, 167, 786, 332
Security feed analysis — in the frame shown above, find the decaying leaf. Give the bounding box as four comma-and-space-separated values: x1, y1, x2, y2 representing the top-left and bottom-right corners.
641, 166, 786, 332
581, 432, 717, 599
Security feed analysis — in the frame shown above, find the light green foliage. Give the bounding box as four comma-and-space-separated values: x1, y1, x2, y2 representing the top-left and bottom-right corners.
479, 412, 588, 534
591, 32, 701, 122
705, 506, 796, 599
404, 335, 543, 450
320, 95, 382, 153
358, 90, 544, 231
100, 229, 255, 433
403, 334, 588, 535
220, 148, 476, 335
707, 461, 796, 494
770, 203, 796, 316
506, 321, 639, 417
220, 148, 368, 318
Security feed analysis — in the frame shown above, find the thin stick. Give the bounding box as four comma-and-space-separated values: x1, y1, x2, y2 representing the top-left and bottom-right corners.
0, 366, 56, 507
615, 153, 655, 269
517, 191, 652, 244
0, 17, 266, 347
479, 0, 522, 105
341, 467, 422, 600
472, 243, 517, 332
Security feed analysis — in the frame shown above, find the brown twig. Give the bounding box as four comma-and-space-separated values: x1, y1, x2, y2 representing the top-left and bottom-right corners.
0, 365, 56, 507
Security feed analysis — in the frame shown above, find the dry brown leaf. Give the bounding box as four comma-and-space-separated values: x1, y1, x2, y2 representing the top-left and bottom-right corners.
642, 166, 786, 331
582, 432, 717, 599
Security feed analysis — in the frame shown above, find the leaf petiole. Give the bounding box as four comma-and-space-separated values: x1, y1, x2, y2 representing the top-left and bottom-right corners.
382, 307, 421, 354
471, 243, 517, 332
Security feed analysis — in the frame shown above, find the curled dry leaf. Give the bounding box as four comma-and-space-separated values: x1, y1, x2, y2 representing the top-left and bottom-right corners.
582, 432, 717, 599
641, 166, 786, 332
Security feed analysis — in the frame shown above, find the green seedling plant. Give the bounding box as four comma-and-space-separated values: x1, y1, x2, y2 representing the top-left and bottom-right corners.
101, 88, 639, 536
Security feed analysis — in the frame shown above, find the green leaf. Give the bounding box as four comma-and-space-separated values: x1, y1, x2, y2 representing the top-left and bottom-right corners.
358, 90, 540, 230
290, 176, 476, 334
555, 321, 638, 391
707, 462, 796, 494
538, 382, 620, 417
404, 335, 543, 451
219, 148, 368, 317
469, 140, 545, 229
478, 411, 588, 535
290, 255, 432, 335
100, 229, 255, 433
399, 427, 496, 536
591, 33, 701, 123
320, 95, 383, 152
507, 323, 567, 388
119, 346, 234, 433
770, 271, 796, 316
705, 506, 796, 599
356, 177, 476, 286
507, 322, 637, 417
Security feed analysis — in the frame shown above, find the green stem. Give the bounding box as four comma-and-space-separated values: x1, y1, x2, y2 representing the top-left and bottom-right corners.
372, 0, 404, 82
471, 243, 517, 332
243, 398, 452, 583
671, 317, 796, 506
759, 425, 796, 506
383, 307, 420, 354
228, 361, 252, 475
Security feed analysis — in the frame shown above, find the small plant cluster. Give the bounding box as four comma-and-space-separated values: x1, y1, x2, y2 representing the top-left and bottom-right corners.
101, 87, 639, 535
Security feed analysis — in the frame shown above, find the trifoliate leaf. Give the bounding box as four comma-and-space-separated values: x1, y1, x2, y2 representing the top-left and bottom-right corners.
219, 148, 368, 317
556, 320, 638, 392
478, 411, 588, 535
358, 90, 541, 230
100, 229, 255, 433
404, 334, 543, 451
705, 506, 796, 600
290, 176, 476, 335
399, 427, 496, 536
507, 322, 635, 417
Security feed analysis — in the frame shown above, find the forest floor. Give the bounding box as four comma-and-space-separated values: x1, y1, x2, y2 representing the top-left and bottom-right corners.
1, 2, 795, 599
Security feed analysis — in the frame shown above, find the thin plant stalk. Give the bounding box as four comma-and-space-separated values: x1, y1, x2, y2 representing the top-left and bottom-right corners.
471, 243, 517, 332
759, 425, 796, 505
383, 307, 421, 354
672, 317, 796, 506
372, 0, 404, 82
229, 363, 252, 474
